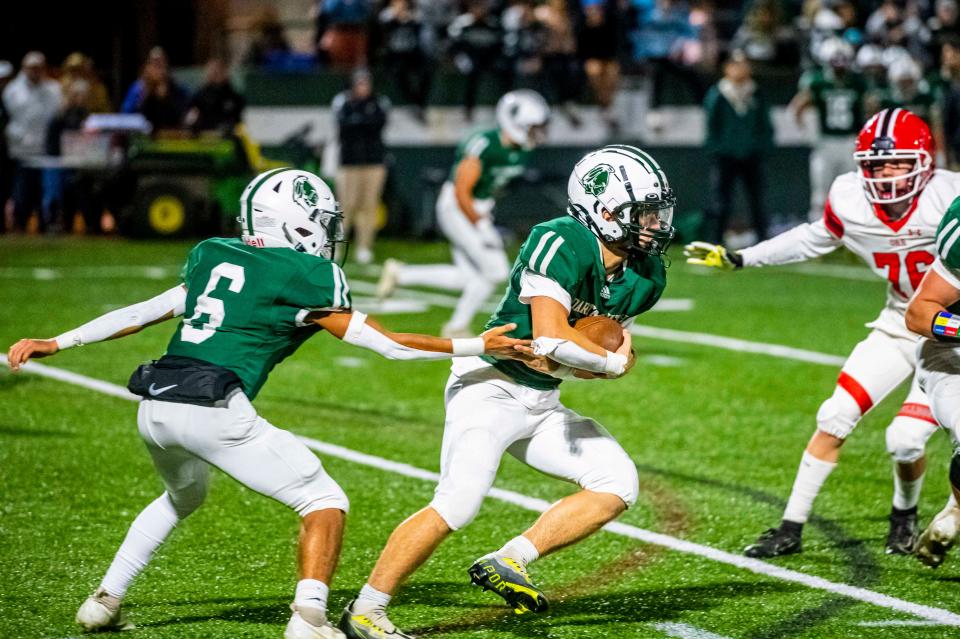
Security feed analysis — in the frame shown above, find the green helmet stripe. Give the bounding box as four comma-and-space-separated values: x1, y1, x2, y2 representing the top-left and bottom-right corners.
603, 145, 666, 186
244, 167, 295, 236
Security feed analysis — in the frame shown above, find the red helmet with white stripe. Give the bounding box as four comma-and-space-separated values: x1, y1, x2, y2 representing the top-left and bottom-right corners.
853, 108, 934, 204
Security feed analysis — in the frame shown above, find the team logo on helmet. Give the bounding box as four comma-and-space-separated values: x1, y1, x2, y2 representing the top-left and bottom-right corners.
580, 164, 615, 196
292, 175, 320, 212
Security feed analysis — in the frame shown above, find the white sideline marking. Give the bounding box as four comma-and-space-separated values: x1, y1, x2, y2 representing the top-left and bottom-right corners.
683, 263, 876, 283
652, 622, 732, 639
856, 620, 949, 627
0, 266, 179, 279
629, 325, 847, 367
350, 278, 847, 367
4, 356, 960, 627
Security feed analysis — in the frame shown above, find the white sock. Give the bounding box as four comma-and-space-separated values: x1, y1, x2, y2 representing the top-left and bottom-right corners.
782, 451, 837, 524
353, 584, 394, 630
448, 278, 495, 330
100, 493, 179, 598
294, 578, 329, 616
397, 264, 466, 291
495, 535, 540, 568
892, 467, 924, 511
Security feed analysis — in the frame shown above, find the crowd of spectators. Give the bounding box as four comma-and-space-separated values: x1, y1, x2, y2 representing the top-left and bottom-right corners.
0, 47, 247, 235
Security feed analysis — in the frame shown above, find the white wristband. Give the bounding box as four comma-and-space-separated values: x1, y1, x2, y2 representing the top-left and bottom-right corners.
55, 330, 83, 350
452, 337, 485, 356
602, 352, 628, 376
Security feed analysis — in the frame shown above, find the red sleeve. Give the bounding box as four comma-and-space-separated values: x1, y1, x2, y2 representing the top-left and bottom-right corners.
823, 200, 844, 239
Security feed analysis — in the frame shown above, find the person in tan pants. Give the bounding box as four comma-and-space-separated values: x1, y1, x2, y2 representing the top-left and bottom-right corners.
333, 69, 390, 264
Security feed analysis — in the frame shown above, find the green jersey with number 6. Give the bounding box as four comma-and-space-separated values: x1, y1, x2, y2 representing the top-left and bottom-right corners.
450, 128, 531, 200
482, 216, 666, 390
800, 68, 867, 136
165, 237, 351, 398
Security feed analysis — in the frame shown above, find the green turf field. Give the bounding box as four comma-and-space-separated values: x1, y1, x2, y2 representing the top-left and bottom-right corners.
2, 236, 959, 639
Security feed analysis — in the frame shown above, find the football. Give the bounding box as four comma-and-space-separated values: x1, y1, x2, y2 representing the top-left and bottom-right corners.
573, 315, 625, 351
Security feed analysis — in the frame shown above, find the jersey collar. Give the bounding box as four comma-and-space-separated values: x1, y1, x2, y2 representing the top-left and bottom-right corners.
872, 195, 920, 233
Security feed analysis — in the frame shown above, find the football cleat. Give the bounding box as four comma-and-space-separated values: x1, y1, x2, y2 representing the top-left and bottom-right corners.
744, 525, 802, 558
885, 508, 919, 555
915, 505, 960, 568
75, 587, 134, 631
286, 605, 347, 639
376, 258, 403, 300
338, 600, 416, 639
468, 555, 548, 614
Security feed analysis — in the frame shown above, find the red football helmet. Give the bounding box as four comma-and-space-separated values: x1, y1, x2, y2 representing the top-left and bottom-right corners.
853, 108, 935, 204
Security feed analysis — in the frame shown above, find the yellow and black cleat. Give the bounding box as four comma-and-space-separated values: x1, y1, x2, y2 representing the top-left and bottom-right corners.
467, 555, 548, 615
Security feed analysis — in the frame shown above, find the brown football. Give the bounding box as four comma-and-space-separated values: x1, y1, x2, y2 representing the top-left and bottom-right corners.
573, 315, 625, 351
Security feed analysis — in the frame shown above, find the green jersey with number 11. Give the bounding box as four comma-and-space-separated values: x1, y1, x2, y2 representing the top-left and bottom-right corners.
483, 216, 667, 390
164, 237, 351, 399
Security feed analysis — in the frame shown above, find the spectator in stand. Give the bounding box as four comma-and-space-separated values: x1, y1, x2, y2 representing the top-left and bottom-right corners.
940, 36, 960, 167
333, 69, 389, 265
0, 60, 13, 234
502, 0, 547, 91
2, 52, 61, 233
44, 79, 92, 233
127, 52, 188, 132
416, 0, 459, 59
246, 7, 292, 67
630, 0, 702, 111
732, 0, 798, 68
60, 53, 111, 113
703, 51, 773, 244
578, 0, 624, 131
317, 0, 373, 71
866, 0, 930, 63
926, 0, 960, 66
184, 58, 245, 134
448, 0, 505, 121
535, 0, 582, 126
378, 0, 431, 120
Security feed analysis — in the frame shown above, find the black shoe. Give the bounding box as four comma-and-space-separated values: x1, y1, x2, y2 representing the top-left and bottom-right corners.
744, 524, 803, 558
886, 507, 919, 555
468, 555, 548, 614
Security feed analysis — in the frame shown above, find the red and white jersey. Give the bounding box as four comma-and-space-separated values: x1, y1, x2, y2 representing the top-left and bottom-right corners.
740, 169, 960, 335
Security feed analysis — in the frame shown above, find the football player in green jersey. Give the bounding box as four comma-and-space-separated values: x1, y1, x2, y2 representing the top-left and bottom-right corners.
340, 145, 675, 639
376, 89, 550, 338
791, 36, 867, 220
6, 168, 528, 639
905, 198, 960, 568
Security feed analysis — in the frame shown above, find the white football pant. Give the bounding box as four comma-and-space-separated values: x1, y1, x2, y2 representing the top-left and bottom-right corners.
816, 308, 939, 463
397, 182, 510, 331
916, 339, 960, 454
428, 357, 639, 530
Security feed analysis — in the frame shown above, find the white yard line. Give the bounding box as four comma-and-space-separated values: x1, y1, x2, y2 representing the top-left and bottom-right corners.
683, 262, 877, 282
856, 620, 949, 627
350, 278, 848, 367
652, 622, 733, 639
3, 355, 959, 627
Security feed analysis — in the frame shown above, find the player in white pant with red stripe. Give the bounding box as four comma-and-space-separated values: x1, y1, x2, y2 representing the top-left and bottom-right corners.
685, 108, 960, 556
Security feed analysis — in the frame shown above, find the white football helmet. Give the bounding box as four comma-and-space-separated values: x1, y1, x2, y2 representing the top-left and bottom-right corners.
816, 36, 854, 69
238, 168, 346, 262
567, 145, 676, 257
496, 89, 551, 150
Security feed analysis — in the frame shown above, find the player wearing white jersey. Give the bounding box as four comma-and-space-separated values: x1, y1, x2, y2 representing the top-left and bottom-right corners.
685, 108, 960, 557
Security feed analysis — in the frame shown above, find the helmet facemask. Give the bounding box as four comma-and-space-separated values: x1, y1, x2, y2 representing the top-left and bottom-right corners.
610, 191, 677, 257
281, 206, 348, 264
854, 149, 932, 204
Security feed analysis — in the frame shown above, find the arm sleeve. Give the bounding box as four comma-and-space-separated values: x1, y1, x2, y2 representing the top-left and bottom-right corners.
341, 312, 482, 360
531, 337, 627, 376
739, 219, 841, 267
55, 286, 187, 349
